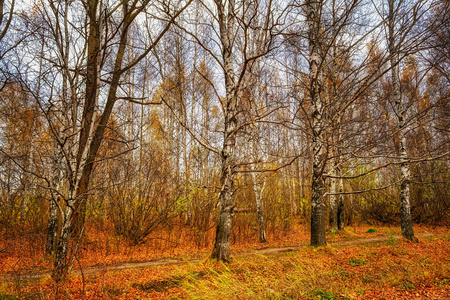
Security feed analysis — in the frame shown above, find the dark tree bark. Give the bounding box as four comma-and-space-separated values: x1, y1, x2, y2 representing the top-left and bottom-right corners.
45, 197, 58, 256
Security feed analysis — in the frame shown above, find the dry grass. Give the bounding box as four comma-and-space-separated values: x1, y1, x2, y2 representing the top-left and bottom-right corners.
0, 225, 448, 299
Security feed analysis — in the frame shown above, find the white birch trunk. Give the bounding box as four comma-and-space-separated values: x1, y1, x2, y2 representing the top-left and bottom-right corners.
388, 0, 415, 241
307, 0, 327, 246
329, 158, 338, 231
329, 131, 344, 231
211, 0, 237, 262
52, 188, 76, 281
248, 132, 267, 243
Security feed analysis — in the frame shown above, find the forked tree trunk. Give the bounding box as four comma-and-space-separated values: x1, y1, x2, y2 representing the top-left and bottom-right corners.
388, 0, 415, 241
52, 0, 101, 280
51, 0, 192, 281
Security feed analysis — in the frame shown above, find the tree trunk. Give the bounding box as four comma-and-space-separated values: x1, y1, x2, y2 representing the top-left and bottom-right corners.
399, 134, 415, 240
45, 197, 59, 257
211, 128, 236, 261
211, 80, 237, 260
254, 180, 266, 243
50, 0, 191, 281
53, 0, 110, 280
52, 190, 75, 281
249, 135, 266, 243
329, 160, 338, 231
330, 142, 344, 231
337, 176, 344, 230
307, 0, 327, 246
211, 0, 238, 262
329, 163, 345, 231
311, 153, 327, 246
388, 0, 415, 241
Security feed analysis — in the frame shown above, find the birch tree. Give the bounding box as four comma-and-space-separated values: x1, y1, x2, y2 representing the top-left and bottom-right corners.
172, 0, 281, 261
293, 0, 396, 245
304, 0, 328, 246
387, 0, 414, 241
14, 0, 193, 281
56, 0, 192, 281
384, 0, 435, 241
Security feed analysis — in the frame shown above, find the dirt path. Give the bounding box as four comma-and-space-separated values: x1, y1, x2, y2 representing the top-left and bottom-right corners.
0, 233, 435, 281
235, 233, 433, 256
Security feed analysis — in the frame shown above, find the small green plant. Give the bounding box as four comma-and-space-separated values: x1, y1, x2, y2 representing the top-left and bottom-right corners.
436, 279, 448, 289
348, 258, 365, 266
362, 277, 374, 284
367, 228, 377, 233
331, 268, 350, 279
0, 293, 18, 300
398, 280, 415, 291
385, 234, 397, 244
308, 289, 349, 300
308, 289, 335, 300
330, 229, 338, 235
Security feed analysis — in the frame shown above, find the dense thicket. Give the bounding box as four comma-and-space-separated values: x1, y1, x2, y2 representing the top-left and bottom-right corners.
0, 0, 448, 280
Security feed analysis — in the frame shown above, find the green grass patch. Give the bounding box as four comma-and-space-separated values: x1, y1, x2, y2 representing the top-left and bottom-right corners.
308, 288, 349, 300
348, 257, 366, 266
397, 280, 416, 291
384, 235, 397, 245
0, 293, 18, 300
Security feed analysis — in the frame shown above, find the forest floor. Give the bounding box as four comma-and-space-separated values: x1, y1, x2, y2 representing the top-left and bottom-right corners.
0, 224, 449, 299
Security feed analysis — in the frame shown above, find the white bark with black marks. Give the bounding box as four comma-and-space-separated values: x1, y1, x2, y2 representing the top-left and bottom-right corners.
388, 0, 415, 241
248, 132, 267, 243
306, 0, 327, 246
211, 0, 239, 262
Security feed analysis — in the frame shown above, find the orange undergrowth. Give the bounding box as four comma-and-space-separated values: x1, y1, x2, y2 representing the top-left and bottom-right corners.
0, 224, 448, 299
0, 222, 447, 276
